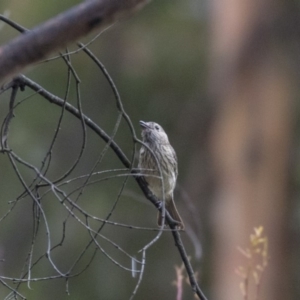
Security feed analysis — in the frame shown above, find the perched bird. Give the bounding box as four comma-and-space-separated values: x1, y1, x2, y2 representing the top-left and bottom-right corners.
138, 120, 184, 229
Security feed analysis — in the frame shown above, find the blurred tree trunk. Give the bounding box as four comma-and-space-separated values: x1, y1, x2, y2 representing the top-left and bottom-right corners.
209, 0, 296, 299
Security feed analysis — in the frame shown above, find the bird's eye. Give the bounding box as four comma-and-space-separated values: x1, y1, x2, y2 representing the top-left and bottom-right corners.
155, 125, 160, 131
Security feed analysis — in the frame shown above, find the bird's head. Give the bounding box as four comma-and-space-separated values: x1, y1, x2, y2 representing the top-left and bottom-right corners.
139, 121, 169, 145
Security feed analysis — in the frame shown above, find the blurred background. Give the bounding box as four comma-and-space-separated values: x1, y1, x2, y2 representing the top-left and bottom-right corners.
0, 0, 299, 299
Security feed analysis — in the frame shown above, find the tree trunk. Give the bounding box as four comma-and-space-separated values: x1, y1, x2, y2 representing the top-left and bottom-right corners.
209, 0, 295, 299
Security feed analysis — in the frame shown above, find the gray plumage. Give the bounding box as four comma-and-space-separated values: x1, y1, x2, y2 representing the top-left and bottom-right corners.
138, 121, 184, 229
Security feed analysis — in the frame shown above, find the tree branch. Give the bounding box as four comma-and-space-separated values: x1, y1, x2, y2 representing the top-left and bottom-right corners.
10, 75, 207, 300
0, 0, 150, 84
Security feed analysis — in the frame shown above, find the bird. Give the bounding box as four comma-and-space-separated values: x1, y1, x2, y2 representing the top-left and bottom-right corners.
138, 120, 184, 229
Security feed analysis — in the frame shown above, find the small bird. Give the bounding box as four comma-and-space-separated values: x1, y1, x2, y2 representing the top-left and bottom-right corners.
138, 120, 184, 229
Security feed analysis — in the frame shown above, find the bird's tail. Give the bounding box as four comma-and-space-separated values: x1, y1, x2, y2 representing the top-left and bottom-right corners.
157, 196, 184, 230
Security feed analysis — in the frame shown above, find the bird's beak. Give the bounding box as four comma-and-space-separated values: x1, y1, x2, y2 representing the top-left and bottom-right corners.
139, 121, 148, 129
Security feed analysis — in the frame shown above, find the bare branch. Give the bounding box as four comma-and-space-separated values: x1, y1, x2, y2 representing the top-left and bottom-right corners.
13, 74, 207, 299
0, 6, 208, 296
0, 0, 150, 83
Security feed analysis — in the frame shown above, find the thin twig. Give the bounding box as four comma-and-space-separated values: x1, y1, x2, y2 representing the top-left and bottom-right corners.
14, 74, 207, 300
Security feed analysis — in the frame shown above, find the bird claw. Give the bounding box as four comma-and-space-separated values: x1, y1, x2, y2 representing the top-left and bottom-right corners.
157, 201, 163, 210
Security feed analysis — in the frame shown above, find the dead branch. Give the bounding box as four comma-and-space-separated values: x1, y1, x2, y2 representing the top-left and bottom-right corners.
0, 0, 150, 83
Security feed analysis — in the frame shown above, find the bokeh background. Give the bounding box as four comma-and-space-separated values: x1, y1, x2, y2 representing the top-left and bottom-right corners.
0, 0, 300, 299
